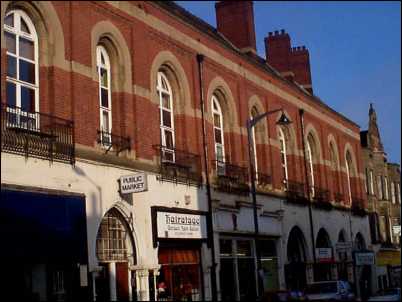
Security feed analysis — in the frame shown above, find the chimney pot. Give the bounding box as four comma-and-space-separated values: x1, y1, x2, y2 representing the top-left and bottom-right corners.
274, 30, 279, 35
281, 29, 285, 34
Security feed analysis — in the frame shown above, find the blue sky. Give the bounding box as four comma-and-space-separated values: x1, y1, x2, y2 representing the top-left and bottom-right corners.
176, 1, 401, 164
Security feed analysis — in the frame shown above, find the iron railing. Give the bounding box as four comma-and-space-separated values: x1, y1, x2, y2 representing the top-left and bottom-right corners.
351, 197, 368, 216
256, 172, 272, 187
97, 130, 131, 155
1, 103, 74, 164
285, 179, 309, 205
334, 192, 345, 203
212, 160, 249, 194
154, 145, 202, 186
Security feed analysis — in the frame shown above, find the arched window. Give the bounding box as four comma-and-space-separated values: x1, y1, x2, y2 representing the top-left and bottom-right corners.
278, 127, 288, 186
97, 45, 112, 146
250, 106, 259, 178
157, 72, 175, 162
212, 95, 225, 175
306, 134, 316, 196
5, 9, 39, 129
329, 142, 340, 201
345, 151, 353, 204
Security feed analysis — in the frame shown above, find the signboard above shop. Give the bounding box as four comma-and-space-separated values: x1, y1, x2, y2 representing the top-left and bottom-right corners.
156, 211, 207, 240
354, 252, 375, 266
316, 248, 333, 263
119, 173, 148, 194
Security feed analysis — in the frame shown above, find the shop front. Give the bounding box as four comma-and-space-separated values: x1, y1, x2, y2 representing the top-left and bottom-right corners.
151, 207, 208, 301
376, 249, 401, 288
0, 187, 90, 301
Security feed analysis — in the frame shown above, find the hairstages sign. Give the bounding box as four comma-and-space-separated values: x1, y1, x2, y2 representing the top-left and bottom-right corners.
156, 211, 207, 239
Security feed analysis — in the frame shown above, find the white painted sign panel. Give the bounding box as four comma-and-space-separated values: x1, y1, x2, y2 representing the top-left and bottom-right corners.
316, 248, 333, 262
335, 242, 352, 252
393, 225, 401, 235
157, 212, 207, 239
79, 264, 88, 287
120, 173, 147, 194
355, 252, 375, 266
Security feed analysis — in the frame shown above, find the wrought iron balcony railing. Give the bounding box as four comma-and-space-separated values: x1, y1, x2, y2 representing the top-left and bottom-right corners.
212, 159, 249, 195
334, 192, 345, 203
351, 197, 368, 216
285, 179, 309, 205
311, 186, 332, 210
256, 172, 272, 187
154, 145, 202, 186
97, 130, 131, 155
1, 103, 75, 164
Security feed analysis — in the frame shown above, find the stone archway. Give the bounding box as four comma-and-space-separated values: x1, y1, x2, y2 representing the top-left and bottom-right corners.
95, 207, 137, 301
285, 226, 308, 290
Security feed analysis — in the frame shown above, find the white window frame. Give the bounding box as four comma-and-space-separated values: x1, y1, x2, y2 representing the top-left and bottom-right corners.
250, 108, 259, 181
97, 45, 112, 147
369, 170, 374, 195
377, 175, 383, 200
384, 176, 389, 200
212, 95, 225, 175
345, 153, 353, 204
278, 127, 288, 186
391, 182, 396, 204
306, 137, 315, 197
157, 71, 175, 162
4, 9, 39, 130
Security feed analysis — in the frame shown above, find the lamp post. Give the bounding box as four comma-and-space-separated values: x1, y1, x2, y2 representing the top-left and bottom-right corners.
247, 109, 291, 300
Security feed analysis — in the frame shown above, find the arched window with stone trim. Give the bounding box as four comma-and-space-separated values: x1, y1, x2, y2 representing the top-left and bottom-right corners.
97, 45, 112, 146
329, 141, 340, 202
306, 133, 318, 196
345, 151, 354, 204
278, 127, 289, 187
250, 106, 259, 179
4, 9, 39, 129
212, 94, 225, 175
157, 71, 175, 162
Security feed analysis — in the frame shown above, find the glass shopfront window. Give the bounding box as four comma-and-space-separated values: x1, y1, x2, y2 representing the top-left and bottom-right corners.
260, 240, 279, 293
157, 247, 201, 301
219, 238, 258, 301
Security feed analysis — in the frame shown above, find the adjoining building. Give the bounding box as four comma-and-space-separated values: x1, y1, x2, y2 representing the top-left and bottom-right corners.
361, 104, 401, 293
1, 1, 376, 301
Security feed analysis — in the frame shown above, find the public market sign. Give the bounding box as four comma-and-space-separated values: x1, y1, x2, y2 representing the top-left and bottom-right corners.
119, 173, 148, 194
316, 248, 333, 262
156, 211, 207, 239
335, 242, 352, 252
354, 252, 375, 266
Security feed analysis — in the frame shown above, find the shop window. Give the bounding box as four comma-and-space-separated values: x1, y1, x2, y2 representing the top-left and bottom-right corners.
259, 240, 279, 293
157, 247, 201, 301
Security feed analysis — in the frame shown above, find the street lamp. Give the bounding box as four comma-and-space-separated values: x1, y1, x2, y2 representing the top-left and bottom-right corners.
246, 108, 292, 300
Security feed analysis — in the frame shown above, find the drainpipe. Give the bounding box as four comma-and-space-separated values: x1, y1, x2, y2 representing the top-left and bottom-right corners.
197, 53, 218, 301
299, 109, 317, 277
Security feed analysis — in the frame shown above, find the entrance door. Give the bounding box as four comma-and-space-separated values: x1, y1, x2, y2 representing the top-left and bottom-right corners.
95, 263, 110, 301
116, 262, 129, 301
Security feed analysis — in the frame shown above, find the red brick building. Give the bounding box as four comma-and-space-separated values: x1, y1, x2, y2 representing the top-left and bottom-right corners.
1, 1, 372, 301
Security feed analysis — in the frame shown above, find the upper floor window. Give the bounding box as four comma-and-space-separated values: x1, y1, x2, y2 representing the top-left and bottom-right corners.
212, 95, 225, 175
391, 182, 396, 204
250, 106, 259, 178
306, 134, 316, 196
97, 45, 112, 146
5, 10, 39, 129
397, 183, 401, 204
278, 127, 288, 186
377, 175, 383, 200
369, 170, 375, 195
384, 176, 389, 200
157, 72, 175, 162
345, 151, 353, 204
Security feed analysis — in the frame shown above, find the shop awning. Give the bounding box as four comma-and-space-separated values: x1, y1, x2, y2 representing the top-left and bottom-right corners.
376, 249, 401, 266
0, 188, 88, 263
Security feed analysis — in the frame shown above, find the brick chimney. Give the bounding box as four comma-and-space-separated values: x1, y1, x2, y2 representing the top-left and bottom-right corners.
265, 30, 313, 94
215, 1, 256, 54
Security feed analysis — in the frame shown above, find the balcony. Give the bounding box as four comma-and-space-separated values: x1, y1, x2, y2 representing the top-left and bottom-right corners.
256, 172, 272, 188
97, 130, 131, 155
351, 197, 368, 217
285, 180, 309, 205
1, 104, 74, 164
154, 145, 202, 186
212, 160, 249, 195
311, 186, 332, 210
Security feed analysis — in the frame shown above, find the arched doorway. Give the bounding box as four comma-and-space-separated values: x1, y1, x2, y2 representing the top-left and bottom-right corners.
355, 232, 371, 300
285, 226, 307, 290
337, 230, 349, 281
314, 228, 333, 281
95, 208, 136, 301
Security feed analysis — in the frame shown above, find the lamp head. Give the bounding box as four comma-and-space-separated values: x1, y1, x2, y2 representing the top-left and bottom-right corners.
276, 112, 292, 126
